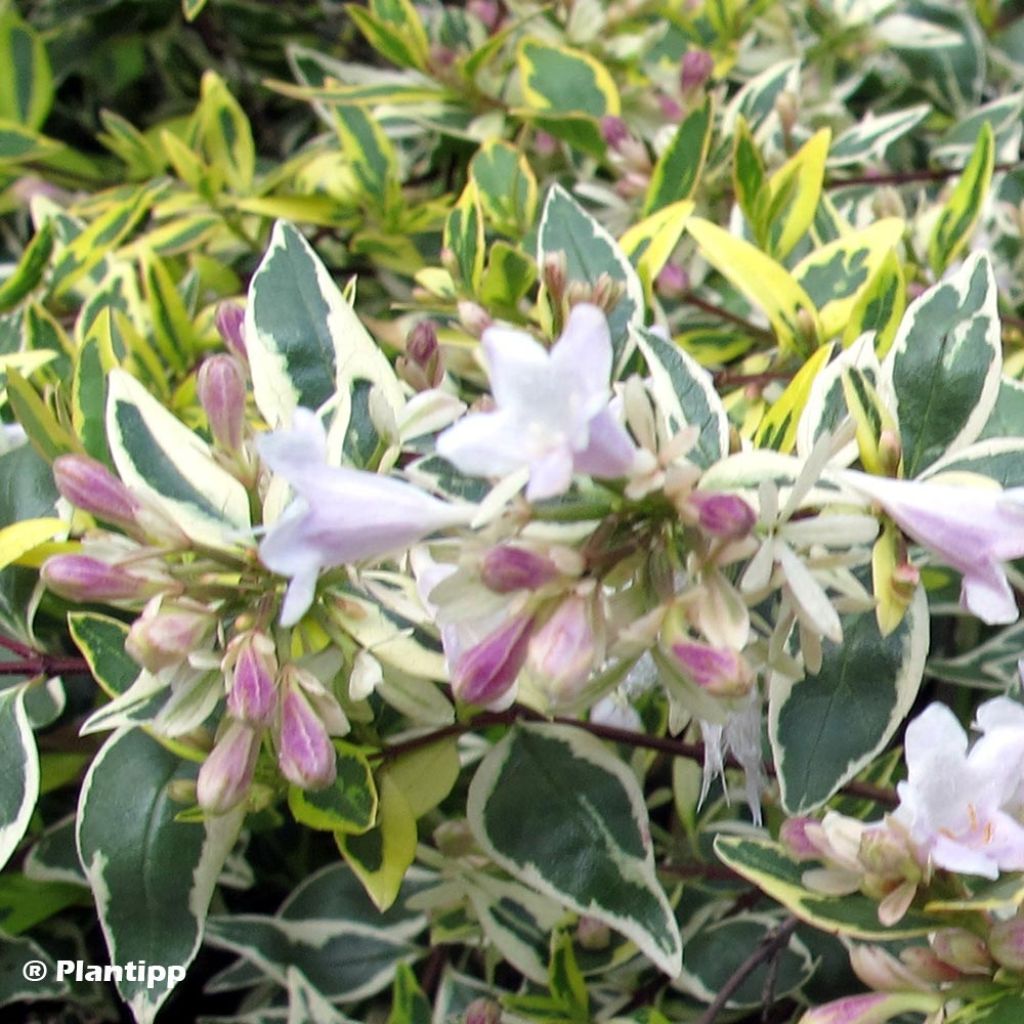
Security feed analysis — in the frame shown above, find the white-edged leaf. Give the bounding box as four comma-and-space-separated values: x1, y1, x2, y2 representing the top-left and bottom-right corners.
245, 220, 402, 433
106, 369, 251, 548
769, 584, 928, 814
467, 722, 682, 976
537, 185, 644, 370
0, 933, 69, 1005
634, 326, 728, 468
827, 105, 930, 167
76, 728, 244, 1024
882, 252, 1001, 478
0, 686, 38, 871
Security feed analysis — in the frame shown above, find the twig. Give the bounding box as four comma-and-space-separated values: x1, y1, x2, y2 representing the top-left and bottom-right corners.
376, 705, 900, 808
826, 160, 1024, 190
692, 916, 799, 1024
681, 292, 775, 340
0, 656, 91, 677
714, 370, 794, 389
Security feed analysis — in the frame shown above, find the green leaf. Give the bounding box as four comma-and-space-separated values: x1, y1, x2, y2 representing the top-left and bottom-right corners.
337, 772, 417, 913
634, 326, 727, 468
443, 180, 485, 294
0, 872, 88, 935
537, 185, 644, 368
0, 119, 60, 164
884, 251, 1001, 478
0, 220, 53, 312
928, 620, 1024, 692
713, 835, 938, 939
287, 744, 378, 834
517, 38, 620, 119
827, 105, 930, 167
928, 121, 994, 275
0, 934, 69, 1005
643, 96, 712, 214
842, 250, 906, 359
182, 0, 210, 21
792, 219, 905, 340
480, 242, 537, 313
0, 687, 38, 872
762, 128, 831, 259
947, 993, 1024, 1024
383, 738, 460, 819
0, 9, 53, 130
769, 584, 928, 814
677, 915, 814, 1008
387, 963, 430, 1024
345, 0, 429, 71
72, 308, 118, 464
732, 116, 766, 231
686, 217, 820, 356
142, 252, 199, 373
198, 71, 256, 194
470, 139, 538, 236
5, 366, 76, 462
333, 104, 398, 214
246, 220, 403, 432
467, 723, 682, 976
77, 728, 243, 1024
25, 814, 87, 887
106, 368, 251, 548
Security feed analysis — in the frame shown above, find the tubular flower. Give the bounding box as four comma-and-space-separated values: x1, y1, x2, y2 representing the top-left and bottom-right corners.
437, 303, 637, 501
842, 471, 1024, 624
258, 408, 472, 626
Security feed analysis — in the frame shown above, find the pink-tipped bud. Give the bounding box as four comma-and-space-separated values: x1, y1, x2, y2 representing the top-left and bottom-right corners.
41, 555, 148, 602
277, 683, 336, 790
457, 300, 492, 337
407, 320, 439, 367
576, 915, 610, 950
215, 302, 247, 359
670, 640, 753, 697
226, 632, 278, 726
780, 817, 825, 862
451, 615, 533, 706
197, 721, 260, 814
680, 49, 714, 91
53, 454, 140, 530
481, 546, 559, 593
464, 999, 502, 1024
601, 115, 630, 150
797, 992, 941, 1024
434, 819, 477, 858
658, 93, 683, 121
930, 928, 992, 975
534, 131, 558, 157
467, 0, 501, 30
688, 491, 757, 539
126, 602, 215, 673
525, 596, 598, 705
849, 945, 929, 993
988, 917, 1024, 971
898, 947, 961, 984
198, 355, 247, 454
656, 263, 690, 298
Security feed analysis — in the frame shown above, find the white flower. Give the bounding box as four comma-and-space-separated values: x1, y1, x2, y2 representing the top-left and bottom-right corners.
841, 471, 1024, 624
259, 409, 471, 626
891, 701, 1024, 879
436, 303, 636, 501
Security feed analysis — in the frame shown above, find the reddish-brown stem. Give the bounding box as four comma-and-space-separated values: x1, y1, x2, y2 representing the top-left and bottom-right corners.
0, 633, 34, 658
681, 292, 775, 340
376, 704, 899, 808
714, 370, 794, 389
693, 917, 799, 1024
826, 160, 1024, 190
0, 655, 91, 677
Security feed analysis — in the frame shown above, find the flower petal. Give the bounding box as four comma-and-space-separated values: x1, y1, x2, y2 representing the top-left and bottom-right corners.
436, 409, 530, 477
573, 406, 636, 478
526, 446, 575, 502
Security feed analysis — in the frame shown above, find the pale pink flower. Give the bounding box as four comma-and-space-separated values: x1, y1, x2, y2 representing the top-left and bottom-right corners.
437, 303, 636, 501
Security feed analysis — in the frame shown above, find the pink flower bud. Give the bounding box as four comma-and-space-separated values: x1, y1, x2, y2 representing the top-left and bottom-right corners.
670, 640, 753, 697
680, 49, 714, 91
525, 596, 598, 705
849, 945, 928, 993
197, 721, 260, 814
656, 263, 690, 298
533, 130, 558, 157
198, 355, 247, 454
407, 320, 439, 367
41, 555, 148, 602
451, 615, 533, 706
53, 454, 140, 530
898, 947, 961, 984
227, 632, 278, 726
467, 0, 501, 31
277, 683, 336, 789
464, 999, 502, 1024
930, 928, 992, 975
215, 302, 247, 359
126, 602, 215, 673
658, 93, 683, 121
688, 491, 757, 539
576, 915, 610, 950
988, 917, 1024, 970
481, 545, 559, 593
797, 992, 941, 1024
601, 115, 630, 150
780, 817, 824, 862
